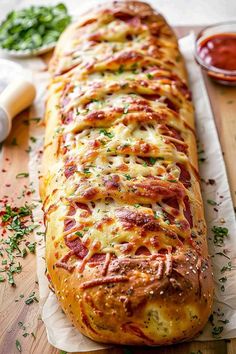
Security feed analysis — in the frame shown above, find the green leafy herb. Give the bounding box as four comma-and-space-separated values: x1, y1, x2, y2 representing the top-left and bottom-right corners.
0, 4, 71, 51
149, 157, 157, 165
212, 326, 224, 338
16, 173, 29, 179
124, 174, 132, 180
16, 339, 22, 352
75, 231, 83, 238
207, 199, 217, 206
25, 292, 38, 305
146, 73, 154, 79
0, 275, 5, 282
26, 242, 36, 253
11, 137, 18, 146
212, 226, 229, 246
118, 64, 124, 74
221, 262, 232, 273
99, 129, 114, 138
30, 136, 37, 143
83, 168, 91, 175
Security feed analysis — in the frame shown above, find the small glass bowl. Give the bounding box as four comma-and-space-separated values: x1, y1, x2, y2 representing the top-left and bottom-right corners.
195, 22, 236, 85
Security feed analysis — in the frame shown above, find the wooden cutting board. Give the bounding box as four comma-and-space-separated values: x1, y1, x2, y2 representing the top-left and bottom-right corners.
0, 26, 236, 354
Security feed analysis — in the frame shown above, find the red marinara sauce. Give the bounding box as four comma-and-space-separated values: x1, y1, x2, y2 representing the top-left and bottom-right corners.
198, 33, 236, 71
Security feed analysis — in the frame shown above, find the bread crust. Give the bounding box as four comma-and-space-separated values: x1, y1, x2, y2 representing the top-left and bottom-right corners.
41, 1, 213, 345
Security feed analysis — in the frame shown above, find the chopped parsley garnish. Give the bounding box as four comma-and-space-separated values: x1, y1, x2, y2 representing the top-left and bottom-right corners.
75, 231, 83, 238
118, 64, 125, 74
26, 242, 36, 253
212, 226, 229, 246
16, 172, 29, 179
124, 174, 132, 180
207, 199, 217, 206
212, 326, 224, 338
30, 136, 37, 143
134, 204, 140, 208
99, 129, 114, 138
11, 137, 18, 146
146, 73, 154, 79
221, 262, 232, 273
149, 157, 157, 165
83, 168, 91, 175
16, 339, 22, 352
25, 292, 38, 305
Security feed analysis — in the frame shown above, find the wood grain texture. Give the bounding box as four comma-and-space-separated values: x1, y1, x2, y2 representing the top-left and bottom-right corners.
0, 25, 235, 354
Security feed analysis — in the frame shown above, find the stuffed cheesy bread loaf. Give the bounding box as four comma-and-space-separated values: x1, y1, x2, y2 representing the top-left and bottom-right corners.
41, 0, 213, 345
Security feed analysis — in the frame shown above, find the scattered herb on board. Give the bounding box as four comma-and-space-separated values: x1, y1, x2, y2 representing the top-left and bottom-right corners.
212, 326, 224, 338
0, 204, 38, 285
212, 226, 229, 246
25, 292, 38, 305
221, 261, 232, 273
207, 199, 217, 206
16, 172, 29, 179
15, 339, 22, 352
0, 4, 71, 51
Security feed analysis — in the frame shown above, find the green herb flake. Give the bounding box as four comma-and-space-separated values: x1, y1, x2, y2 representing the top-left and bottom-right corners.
0, 275, 5, 282
146, 73, 154, 79
26, 242, 36, 253
212, 326, 224, 338
99, 129, 114, 139
75, 231, 83, 238
16, 172, 29, 179
124, 174, 132, 180
149, 157, 157, 165
30, 136, 37, 143
221, 262, 232, 273
25, 292, 38, 305
207, 199, 217, 206
83, 168, 91, 175
212, 226, 229, 246
16, 339, 22, 352
11, 137, 18, 146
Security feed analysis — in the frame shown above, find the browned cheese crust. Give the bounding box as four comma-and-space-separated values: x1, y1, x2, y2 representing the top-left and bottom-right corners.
40, 0, 213, 345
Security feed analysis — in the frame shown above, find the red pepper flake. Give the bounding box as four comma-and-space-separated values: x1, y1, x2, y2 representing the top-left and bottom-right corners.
5, 184, 11, 187
1, 169, 6, 173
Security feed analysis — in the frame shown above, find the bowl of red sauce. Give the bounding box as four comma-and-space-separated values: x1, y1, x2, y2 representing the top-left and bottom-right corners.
195, 22, 236, 85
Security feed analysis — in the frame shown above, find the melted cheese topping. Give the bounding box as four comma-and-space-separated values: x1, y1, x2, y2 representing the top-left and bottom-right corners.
44, 5, 201, 273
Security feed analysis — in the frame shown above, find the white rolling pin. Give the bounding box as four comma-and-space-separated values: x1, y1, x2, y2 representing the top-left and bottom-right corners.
0, 79, 36, 143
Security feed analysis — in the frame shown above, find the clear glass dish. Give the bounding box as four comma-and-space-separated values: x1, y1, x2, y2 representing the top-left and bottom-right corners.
195, 22, 236, 85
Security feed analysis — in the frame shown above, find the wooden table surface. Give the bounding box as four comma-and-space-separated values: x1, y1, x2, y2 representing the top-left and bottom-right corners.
0, 26, 236, 354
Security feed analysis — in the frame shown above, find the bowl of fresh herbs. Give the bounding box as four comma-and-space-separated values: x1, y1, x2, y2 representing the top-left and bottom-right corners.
0, 3, 71, 57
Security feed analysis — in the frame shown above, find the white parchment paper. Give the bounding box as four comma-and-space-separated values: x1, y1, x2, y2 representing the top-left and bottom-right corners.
26, 32, 236, 351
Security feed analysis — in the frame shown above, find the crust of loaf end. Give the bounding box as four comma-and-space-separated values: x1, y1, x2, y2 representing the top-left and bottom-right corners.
46, 206, 213, 345
42, 0, 214, 346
